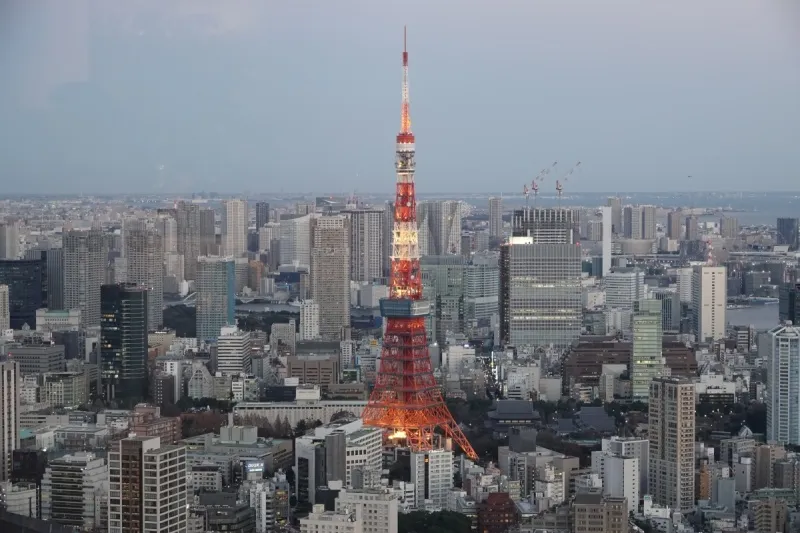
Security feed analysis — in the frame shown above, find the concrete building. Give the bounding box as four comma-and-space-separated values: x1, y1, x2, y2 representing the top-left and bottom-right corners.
572, 492, 628, 533
0, 481, 37, 518
41, 452, 108, 530
301, 504, 362, 533
720, 217, 739, 239
101, 283, 148, 402
300, 300, 320, 341
765, 323, 800, 445
607, 197, 622, 235
676, 267, 693, 304
344, 209, 384, 282
125, 223, 164, 330
336, 489, 398, 533
0, 360, 19, 481
196, 256, 236, 343
624, 206, 643, 239
630, 299, 663, 401
63, 228, 106, 327
223, 199, 248, 258
4, 344, 64, 376
310, 216, 351, 339
0, 285, 9, 331
35, 309, 82, 333
256, 202, 271, 229
279, 213, 313, 267
418, 200, 464, 256
605, 269, 646, 309
0, 221, 19, 259
600, 206, 611, 276
411, 449, 453, 509
488, 197, 503, 240
648, 377, 695, 513
691, 265, 727, 342
108, 436, 187, 533
217, 325, 253, 376
601, 437, 649, 493
667, 210, 682, 240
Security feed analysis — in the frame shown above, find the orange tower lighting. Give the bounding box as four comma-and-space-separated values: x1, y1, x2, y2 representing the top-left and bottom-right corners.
361, 28, 478, 460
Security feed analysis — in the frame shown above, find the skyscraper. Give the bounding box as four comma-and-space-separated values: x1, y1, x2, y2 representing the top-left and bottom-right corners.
418, 200, 463, 255
648, 377, 695, 513
0, 360, 20, 481
0, 258, 46, 329
25, 247, 64, 310
511, 207, 579, 243
641, 205, 656, 240
777, 217, 799, 251
720, 217, 739, 239
300, 300, 320, 340
667, 210, 682, 240
64, 228, 106, 327
0, 285, 8, 331
488, 197, 503, 240
764, 322, 800, 445
279, 214, 313, 267
222, 199, 248, 258
125, 223, 164, 330
606, 197, 622, 235
108, 436, 188, 533
631, 299, 663, 401
691, 265, 727, 342
344, 208, 384, 282
101, 283, 148, 402
196, 256, 235, 342
256, 201, 271, 229
216, 325, 252, 376
624, 206, 643, 239
176, 202, 216, 280
684, 216, 699, 241
310, 216, 351, 339
0, 220, 19, 259
155, 215, 178, 254
421, 255, 466, 346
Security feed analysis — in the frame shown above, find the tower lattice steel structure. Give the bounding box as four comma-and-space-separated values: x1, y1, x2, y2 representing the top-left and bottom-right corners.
361, 29, 477, 460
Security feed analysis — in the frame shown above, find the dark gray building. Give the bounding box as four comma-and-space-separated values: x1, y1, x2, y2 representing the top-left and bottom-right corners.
4, 344, 64, 375
25, 248, 64, 311
255, 202, 270, 228
100, 283, 148, 402
0, 259, 46, 329
777, 217, 799, 251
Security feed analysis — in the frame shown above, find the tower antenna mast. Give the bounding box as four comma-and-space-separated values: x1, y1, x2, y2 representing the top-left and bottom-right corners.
362, 29, 477, 460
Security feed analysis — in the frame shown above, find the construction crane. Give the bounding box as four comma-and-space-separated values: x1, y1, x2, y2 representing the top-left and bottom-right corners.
531, 161, 557, 208
556, 161, 581, 206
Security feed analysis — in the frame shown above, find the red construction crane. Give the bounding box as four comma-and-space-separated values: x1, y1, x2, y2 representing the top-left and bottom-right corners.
361, 29, 477, 460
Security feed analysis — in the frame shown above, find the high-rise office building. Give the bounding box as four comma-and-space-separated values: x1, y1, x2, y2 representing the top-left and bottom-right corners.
641, 205, 656, 240
279, 214, 313, 267
256, 202, 271, 229
108, 436, 188, 533
418, 201, 463, 255
500, 236, 581, 350
0, 360, 20, 481
310, 216, 351, 339
779, 283, 800, 325
651, 289, 680, 331
0, 221, 19, 259
25, 247, 64, 310
667, 210, 682, 240
605, 269, 646, 309
631, 299, 663, 401
344, 208, 384, 282
196, 256, 235, 342
176, 202, 216, 280
125, 224, 164, 330
777, 217, 799, 250
606, 197, 622, 235
0, 285, 8, 331
0, 259, 46, 329
511, 207, 579, 243
600, 206, 612, 277
648, 377, 695, 513
691, 265, 727, 342
720, 217, 739, 239
41, 452, 108, 530
216, 325, 252, 376
223, 199, 248, 258
624, 206, 643, 239
64, 228, 105, 327
488, 197, 503, 240
156, 215, 178, 254
300, 300, 320, 341
684, 216, 699, 241
410, 449, 453, 509
676, 267, 693, 304
421, 255, 466, 346
101, 283, 148, 402
764, 323, 800, 445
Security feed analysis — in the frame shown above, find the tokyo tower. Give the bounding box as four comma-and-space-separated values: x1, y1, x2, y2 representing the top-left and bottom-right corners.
361, 28, 477, 460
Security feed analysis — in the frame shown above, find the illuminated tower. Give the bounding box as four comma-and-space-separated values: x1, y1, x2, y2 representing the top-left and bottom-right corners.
361, 29, 477, 459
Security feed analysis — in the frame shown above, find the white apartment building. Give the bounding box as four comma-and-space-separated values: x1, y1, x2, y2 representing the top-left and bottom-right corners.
601, 455, 640, 512
601, 437, 649, 493
223, 199, 248, 258
411, 449, 453, 509
41, 452, 108, 530
217, 325, 252, 376
691, 265, 727, 342
765, 323, 800, 445
259, 222, 281, 252
344, 209, 385, 282
279, 214, 313, 267
676, 267, 693, 304
300, 300, 320, 341
336, 489, 398, 533
108, 436, 187, 533
35, 309, 82, 332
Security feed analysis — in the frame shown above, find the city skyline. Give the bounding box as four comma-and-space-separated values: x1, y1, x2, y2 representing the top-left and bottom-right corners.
1, 1, 799, 194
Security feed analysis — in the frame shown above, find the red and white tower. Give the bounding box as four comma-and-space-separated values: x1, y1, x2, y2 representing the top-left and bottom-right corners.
361, 29, 477, 460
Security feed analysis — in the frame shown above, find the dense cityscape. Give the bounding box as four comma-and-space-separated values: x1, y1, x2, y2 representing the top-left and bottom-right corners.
2, 18, 800, 533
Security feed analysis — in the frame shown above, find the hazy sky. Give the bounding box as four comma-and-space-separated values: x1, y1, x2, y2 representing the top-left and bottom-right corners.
1, 0, 799, 195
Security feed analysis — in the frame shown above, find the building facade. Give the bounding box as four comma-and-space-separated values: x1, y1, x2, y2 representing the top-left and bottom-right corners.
64, 228, 106, 327
100, 283, 148, 402
196, 256, 236, 343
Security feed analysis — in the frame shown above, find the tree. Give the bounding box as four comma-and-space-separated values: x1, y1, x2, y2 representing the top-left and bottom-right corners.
399, 511, 471, 533
330, 410, 355, 422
